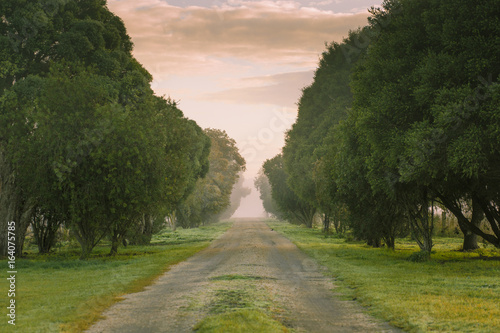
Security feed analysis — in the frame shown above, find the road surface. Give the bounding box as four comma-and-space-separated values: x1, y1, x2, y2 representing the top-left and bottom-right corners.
88, 219, 401, 332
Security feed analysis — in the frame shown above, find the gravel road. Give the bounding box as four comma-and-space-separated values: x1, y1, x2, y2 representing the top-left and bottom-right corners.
87, 219, 401, 332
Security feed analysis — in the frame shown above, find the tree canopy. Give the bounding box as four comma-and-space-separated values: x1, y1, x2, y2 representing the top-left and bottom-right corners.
0, 0, 210, 258
265, 0, 500, 251
263, 154, 316, 227
176, 129, 246, 228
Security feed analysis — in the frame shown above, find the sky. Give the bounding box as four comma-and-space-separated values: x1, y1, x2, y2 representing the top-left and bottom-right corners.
107, 0, 380, 217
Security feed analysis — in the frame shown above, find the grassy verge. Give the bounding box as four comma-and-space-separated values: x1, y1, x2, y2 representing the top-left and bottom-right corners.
268, 221, 500, 333
0, 222, 232, 333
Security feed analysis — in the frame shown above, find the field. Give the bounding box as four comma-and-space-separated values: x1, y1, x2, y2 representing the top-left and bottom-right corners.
0, 222, 232, 332
268, 221, 500, 332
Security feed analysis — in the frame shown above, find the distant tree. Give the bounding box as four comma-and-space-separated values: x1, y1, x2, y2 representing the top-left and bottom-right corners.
176, 129, 246, 228
106, 97, 210, 254
216, 173, 252, 220
282, 36, 357, 213
126, 109, 210, 245
254, 169, 282, 219
282, 29, 369, 234
263, 155, 316, 227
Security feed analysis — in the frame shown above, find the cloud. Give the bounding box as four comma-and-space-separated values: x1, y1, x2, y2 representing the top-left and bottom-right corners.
107, 0, 369, 76
309, 0, 340, 6
202, 70, 314, 106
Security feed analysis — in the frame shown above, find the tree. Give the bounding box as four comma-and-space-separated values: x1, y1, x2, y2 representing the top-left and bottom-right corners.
176, 129, 246, 228
323, 115, 408, 248
282, 37, 358, 224
350, 0, 500, 250
281, 27, 406, 243
126, 106, 210, 245
106, 96, 210, 255
263, 155, 316, 227
1, 0, 211, 259
216, 173, 252, 220
15, 68, 150, 258
254, 168, 282, 219
0, 0, 138, 257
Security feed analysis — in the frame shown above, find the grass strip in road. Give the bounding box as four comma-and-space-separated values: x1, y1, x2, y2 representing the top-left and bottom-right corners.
0, 222, 232, 333
194, 309, 289, 333
268, 221, 500, 333
193, 273, 289, 332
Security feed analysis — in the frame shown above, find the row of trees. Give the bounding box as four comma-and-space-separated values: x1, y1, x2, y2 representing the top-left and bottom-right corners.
260, 0, 500, 253
0, 0, 244, 259
175, 128, 247, 229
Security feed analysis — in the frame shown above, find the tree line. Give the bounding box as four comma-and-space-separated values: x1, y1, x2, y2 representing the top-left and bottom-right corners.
258, 0, 500, 254
0, 0, 245, 259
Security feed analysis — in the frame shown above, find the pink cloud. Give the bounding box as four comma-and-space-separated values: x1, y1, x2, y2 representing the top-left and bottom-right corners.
107, 0, 369, 75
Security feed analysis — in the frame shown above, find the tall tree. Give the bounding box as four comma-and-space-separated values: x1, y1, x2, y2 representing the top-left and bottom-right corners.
282, 37, 358, 220
351, 0, 500, 249
1, 0, 211, 258
0, 0, 138, 257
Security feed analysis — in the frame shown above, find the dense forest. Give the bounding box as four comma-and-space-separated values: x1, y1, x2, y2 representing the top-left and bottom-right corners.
259, 0, 500, 254
0, 0, 245, 259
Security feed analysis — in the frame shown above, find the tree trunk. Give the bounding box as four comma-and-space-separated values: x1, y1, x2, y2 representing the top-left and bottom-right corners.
462, 232, 479, 251
301, 207, 316, 228
441, 210, 447, 232
409, 198, 434, 253
323, 214, 330, 233
0, 152, 34, 258
140, 214, 154, 245
462, 199, 483, 250
439, 194, 500, 248
384, 235, 395, 250
79, 243, 94, 260
128, 214, 155, 246
71, 226, 100, 260
32, 210, 61, 254
110, 231, 120, 256
367, 237, 381, 248
170, 212, 177, 231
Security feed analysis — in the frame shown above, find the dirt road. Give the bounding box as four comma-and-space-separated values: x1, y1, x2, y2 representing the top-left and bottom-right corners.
88, 219, 401, 332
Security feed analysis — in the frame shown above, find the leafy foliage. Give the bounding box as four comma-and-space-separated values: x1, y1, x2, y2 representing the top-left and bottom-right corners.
267, 0, 500, 251
0, 0, 210, 258
176, 129, 246, 228
254, 168, 282, 219
263, 154, 316, 227
350, 0, 500, 249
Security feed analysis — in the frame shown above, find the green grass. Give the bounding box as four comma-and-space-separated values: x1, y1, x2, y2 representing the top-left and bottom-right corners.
268, 221, 500, 333
192, 272, 288, 332
194, 281, 288, 333
0, 222, 232, 333
194, 309, 289, 333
